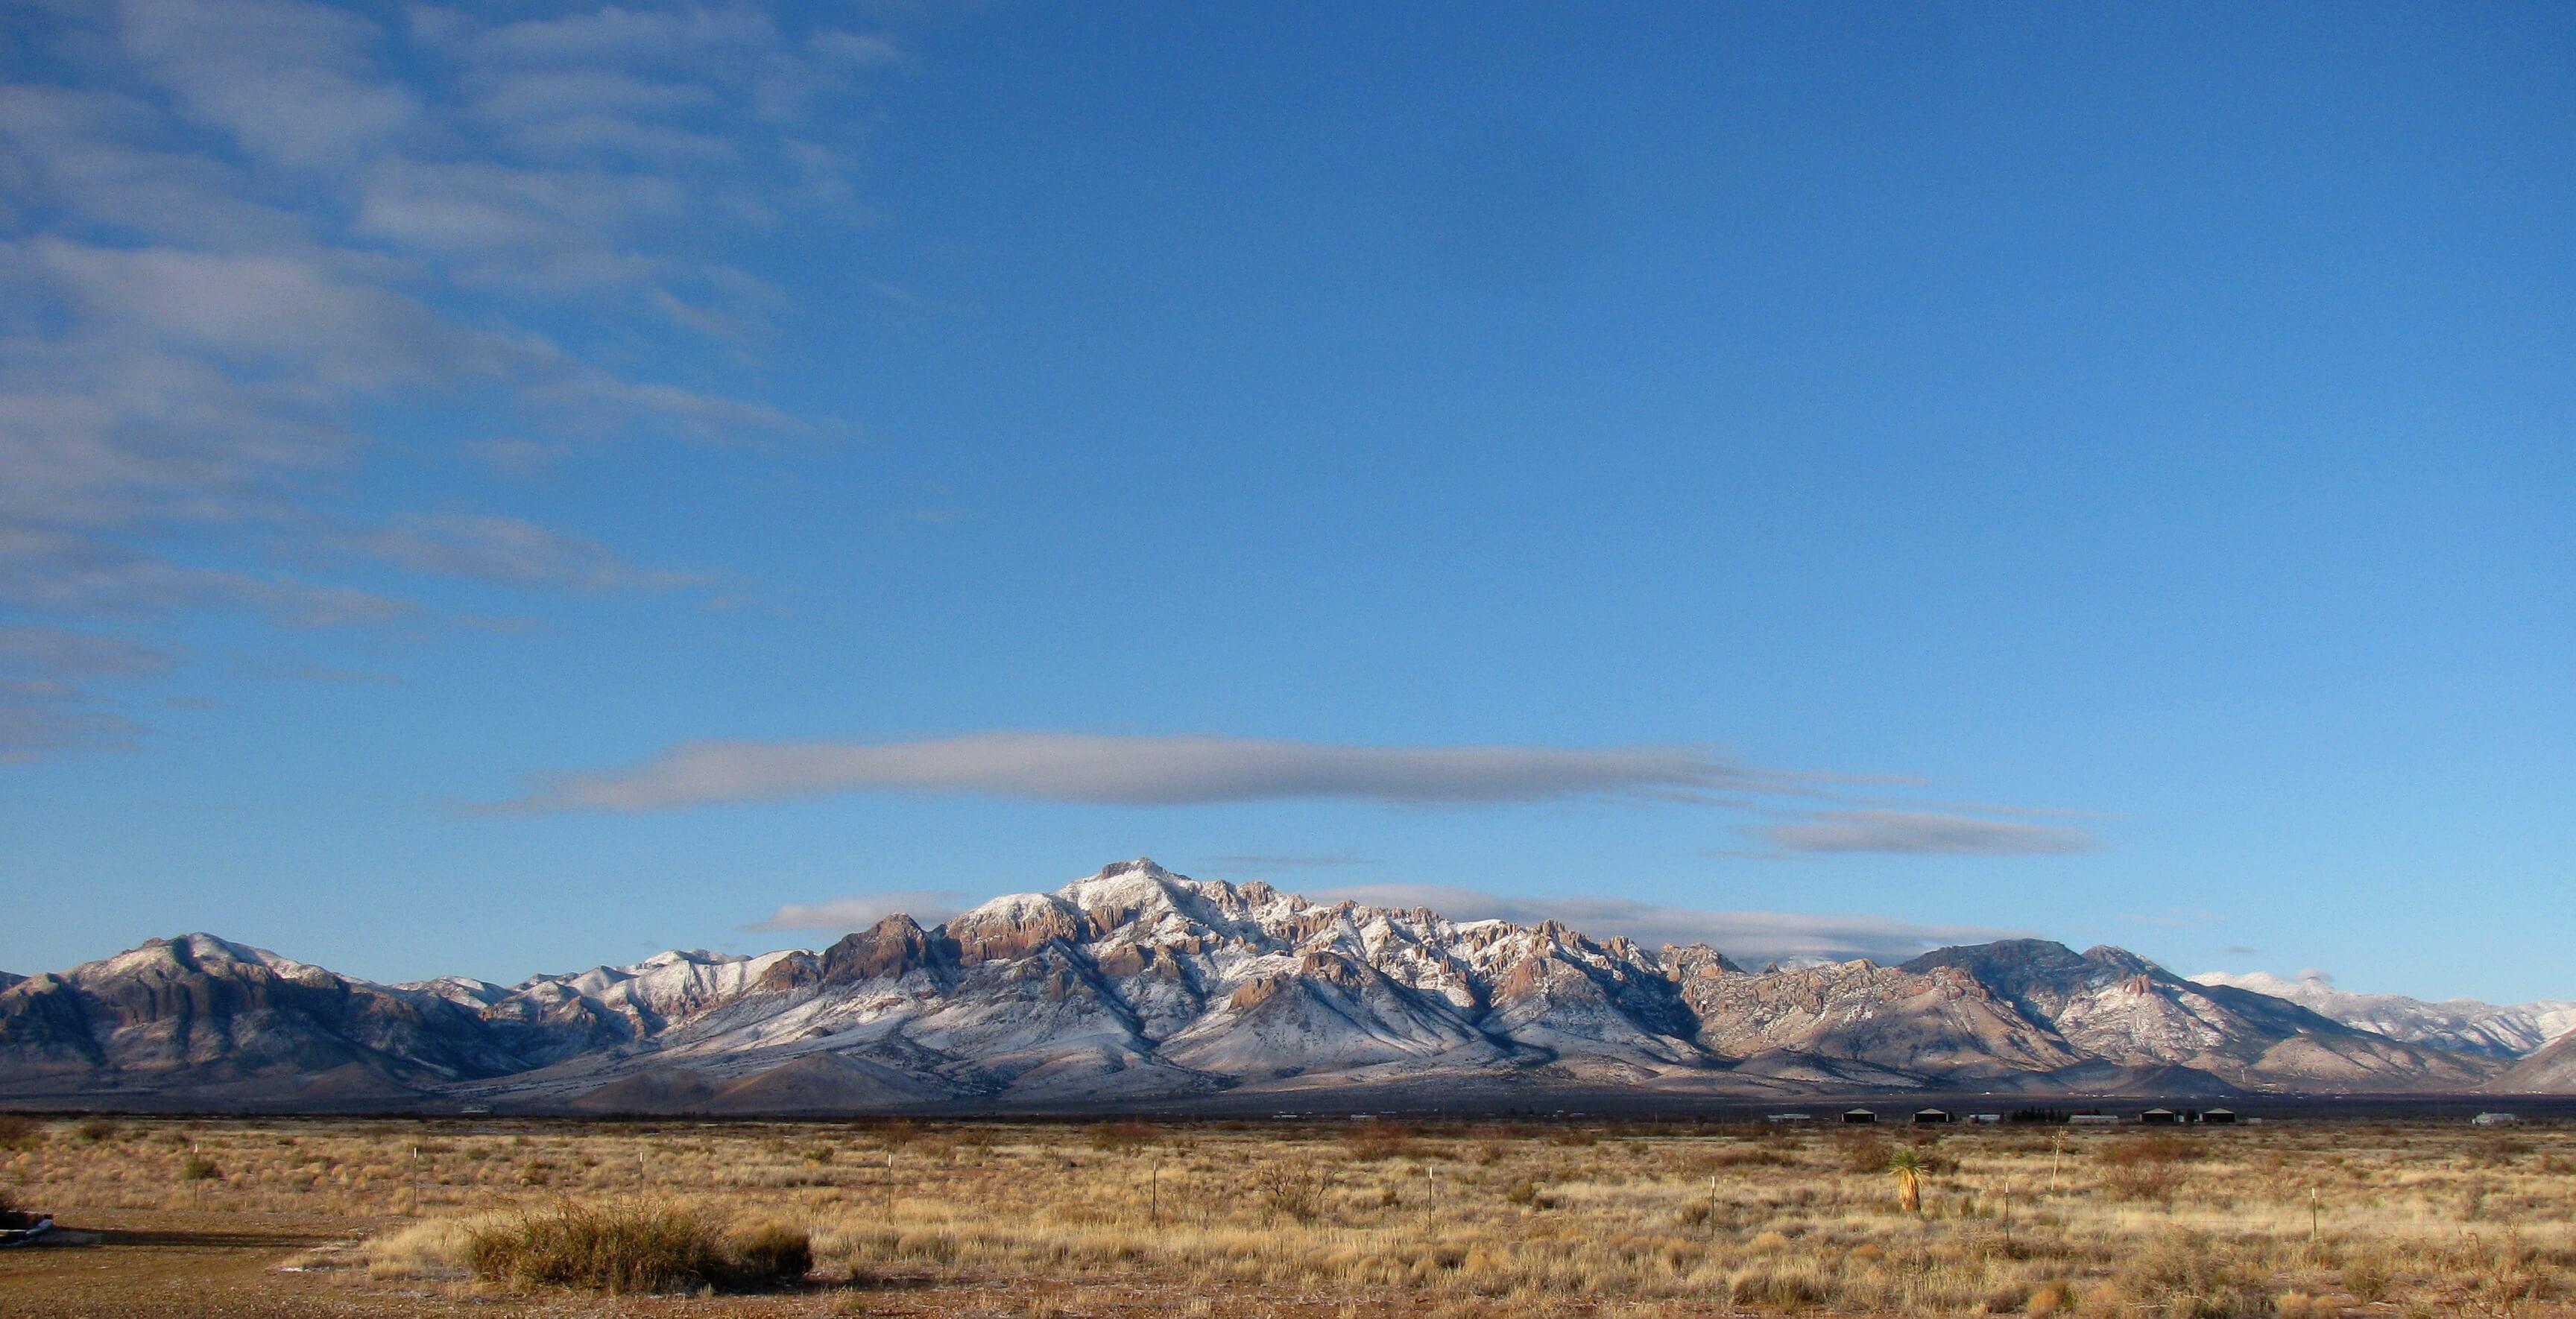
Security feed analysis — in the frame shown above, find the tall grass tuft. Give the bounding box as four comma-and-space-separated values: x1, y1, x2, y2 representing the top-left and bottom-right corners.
727, 1219, 814, 1282
467, 1200, 730, 1294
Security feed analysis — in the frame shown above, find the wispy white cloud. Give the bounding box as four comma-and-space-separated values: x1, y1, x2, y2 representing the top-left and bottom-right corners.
1764, 809, 2096, 856
0, 0, 902, 756
747, 889, 968, 934
489, 732, 1790, 814
1206, 853, 1370, 870
2120, 908, 2224, 930
0, 624, 174, 759
351, 513, 712, 594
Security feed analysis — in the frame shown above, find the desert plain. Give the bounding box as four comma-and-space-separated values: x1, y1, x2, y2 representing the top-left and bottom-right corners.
4, 1112, 2574, 1318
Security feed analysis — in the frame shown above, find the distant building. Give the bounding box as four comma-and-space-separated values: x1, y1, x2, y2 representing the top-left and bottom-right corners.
1765, 1113, 1815, 1124
2472, 1112, 2521, 1126
1913, 1108, 1953, 1125
2201, 1108, 2238, 1125
2139, 1108, 2181, 1125
2068, 1113, 2122, 1125
1968, 1113, 2004, 1125
1843, 1108, 1878, 1125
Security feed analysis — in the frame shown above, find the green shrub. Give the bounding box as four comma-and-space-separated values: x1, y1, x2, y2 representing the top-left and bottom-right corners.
180, 1154, 222, 1181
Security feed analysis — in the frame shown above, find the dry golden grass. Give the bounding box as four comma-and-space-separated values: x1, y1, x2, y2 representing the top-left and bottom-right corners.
2, 1113, 2574, 1315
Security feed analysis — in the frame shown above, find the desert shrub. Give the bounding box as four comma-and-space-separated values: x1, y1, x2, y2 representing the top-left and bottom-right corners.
467, 1201, 727, 1294
1089, 1119, 1158, 1151
1345, 1119, 1425, 1161
2341, 1247, 2393, 1302
1256, 1166, 1322, 1222
2100, 1160, 2185, 1204
180, 1154, 222, 1181
2114, 1230, 2267, 1319
2097, 1135, 2198, 1203
1835, 1130, 1893, 1174
0, 1114, 37, 1150
2100, 1134, 2203, 1167
725, 1220, 812, 1283
1501, 1177, 1541, 1206
75, 1119, 117, 1142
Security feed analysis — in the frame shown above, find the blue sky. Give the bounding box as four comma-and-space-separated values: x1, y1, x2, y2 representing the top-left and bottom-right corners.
1, 2, 2569, 1003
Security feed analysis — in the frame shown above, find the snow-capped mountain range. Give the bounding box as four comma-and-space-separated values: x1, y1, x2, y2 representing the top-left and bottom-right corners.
2188, 970, 2576, 1060
0, 859, 2561, 1113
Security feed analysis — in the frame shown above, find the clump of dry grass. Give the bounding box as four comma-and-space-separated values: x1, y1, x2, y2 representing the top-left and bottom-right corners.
727, 1218, 814, 1282
461, 1198, 809, 1294
0, 1114, 37, 1150
2111, 1230, 2269, 1319
467, 1200, 728, 1293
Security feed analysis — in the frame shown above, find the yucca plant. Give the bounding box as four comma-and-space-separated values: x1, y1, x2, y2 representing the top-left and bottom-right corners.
1887, 1147, 1928, 1213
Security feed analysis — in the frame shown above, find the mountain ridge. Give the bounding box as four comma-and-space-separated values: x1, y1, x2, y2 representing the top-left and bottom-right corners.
2188, 970, 2576, 1060
0, 859, 2545, 1113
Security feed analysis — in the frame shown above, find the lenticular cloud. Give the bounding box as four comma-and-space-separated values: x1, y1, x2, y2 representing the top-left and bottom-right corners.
496, 731, 1772, 812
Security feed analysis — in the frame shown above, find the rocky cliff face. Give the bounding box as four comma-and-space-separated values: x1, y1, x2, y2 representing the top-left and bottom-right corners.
0, 861, 2528, 1112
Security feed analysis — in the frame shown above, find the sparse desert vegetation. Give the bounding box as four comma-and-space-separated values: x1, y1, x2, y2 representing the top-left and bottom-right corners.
3, 1113, 2575, 1316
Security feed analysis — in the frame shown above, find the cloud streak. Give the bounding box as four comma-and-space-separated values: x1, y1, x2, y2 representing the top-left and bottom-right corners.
492, 732, 1784, 814
0, 0, 896, 756
352, 513, 712, 594
0, 624, 174, 760
747, 889, 969, 934
1763, 809, 2095, 856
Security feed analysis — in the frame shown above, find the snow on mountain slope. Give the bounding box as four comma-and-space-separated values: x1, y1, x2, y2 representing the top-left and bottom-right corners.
1, 861, 2548, 1110
0, 934, 523, 1092
1904, 942, 2496, 1090
2190, 970, 2576, 1059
